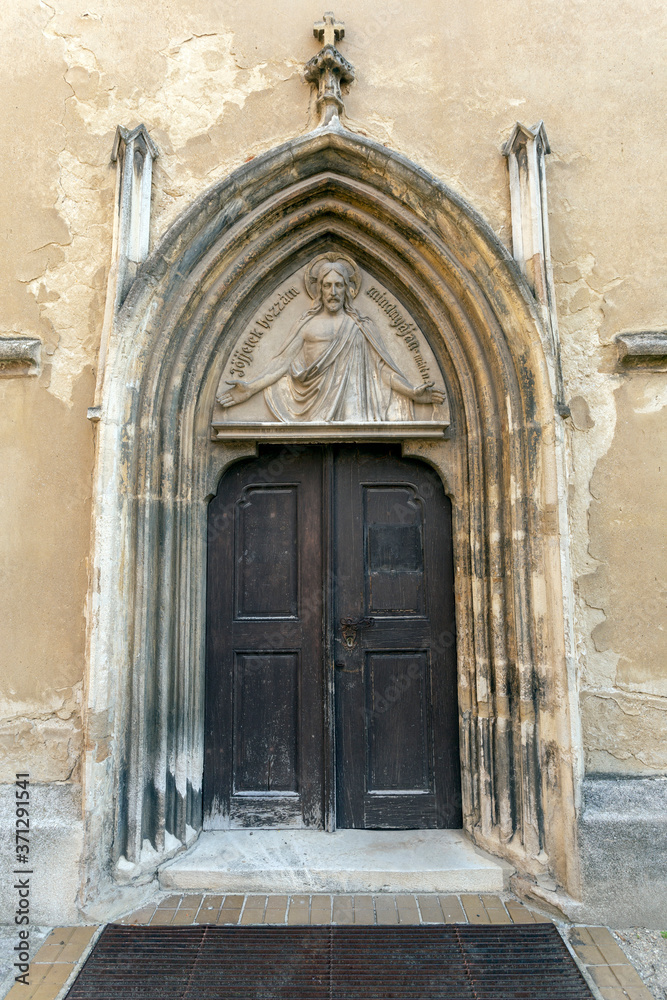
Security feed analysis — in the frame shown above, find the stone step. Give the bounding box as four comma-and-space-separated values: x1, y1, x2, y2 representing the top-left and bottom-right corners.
158, 829, 508, 894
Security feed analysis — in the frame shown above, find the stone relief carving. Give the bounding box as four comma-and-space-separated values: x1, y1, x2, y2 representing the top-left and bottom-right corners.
212, 254, 449, 439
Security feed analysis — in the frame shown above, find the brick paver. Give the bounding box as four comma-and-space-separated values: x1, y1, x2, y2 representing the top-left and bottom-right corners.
9, 898, 656, 1000
417, 894, 444, 923
264, 894, 288, 923
374, 895, 399, 924
439, 894, 466, 922
481, 894, 511, 924
287, 894, 310, 924
157, 894, 181, 909
396, 894, 421, 924
353, 895, 375, 925
460, 893, 490, 923
310, 894, 333, 924
240, 895, 267, 924
568, 925, 655, 1000
332, 895, 354, 924
3, 927, 97, 1000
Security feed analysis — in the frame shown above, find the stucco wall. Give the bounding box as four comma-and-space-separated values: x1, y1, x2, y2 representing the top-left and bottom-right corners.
1, 0, 666, 921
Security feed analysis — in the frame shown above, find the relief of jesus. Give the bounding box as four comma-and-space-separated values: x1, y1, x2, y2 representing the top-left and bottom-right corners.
217, 253, 445, 422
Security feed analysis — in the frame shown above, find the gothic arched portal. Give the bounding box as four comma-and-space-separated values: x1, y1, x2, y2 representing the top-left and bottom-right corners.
84, 125, 579, 903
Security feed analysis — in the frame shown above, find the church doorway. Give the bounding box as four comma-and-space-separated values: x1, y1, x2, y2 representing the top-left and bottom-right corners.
203, 445, 461, 833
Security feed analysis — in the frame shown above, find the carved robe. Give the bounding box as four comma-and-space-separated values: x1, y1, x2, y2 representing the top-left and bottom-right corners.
264, 311, 414, 422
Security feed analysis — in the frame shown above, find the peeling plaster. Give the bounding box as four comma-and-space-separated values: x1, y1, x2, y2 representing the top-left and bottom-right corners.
633, 381, 667, 414
31, 6, 305, 406
581, 690, 667, 773
0, 685, 83, 782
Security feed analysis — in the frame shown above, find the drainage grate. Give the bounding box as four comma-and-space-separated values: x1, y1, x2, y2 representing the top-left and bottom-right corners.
65, 923, 595, 999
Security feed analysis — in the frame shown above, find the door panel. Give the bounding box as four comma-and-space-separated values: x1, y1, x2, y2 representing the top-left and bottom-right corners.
235, 486, 299, 617
233, 652, 299, 793
365, 485, 426, 614
204, 445, 461, 831
366, 651, 431, 792
204, 450, 325, 829
334, 447, 461, 829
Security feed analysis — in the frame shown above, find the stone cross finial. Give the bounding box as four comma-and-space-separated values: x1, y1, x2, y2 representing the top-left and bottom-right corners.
313, 11, 345, 47
305, 11, 354, 126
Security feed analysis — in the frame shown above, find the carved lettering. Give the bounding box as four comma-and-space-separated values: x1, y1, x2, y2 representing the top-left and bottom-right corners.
229, 287, 300, 376
366, 287, 431, 382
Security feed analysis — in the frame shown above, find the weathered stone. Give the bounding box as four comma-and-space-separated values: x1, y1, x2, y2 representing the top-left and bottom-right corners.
305, 12, 354, 125
0, 783, 83, 925
212, 253, 449, 433
578, 776, 667, 927
0, 337, 41, 376
616, 331, 667, 370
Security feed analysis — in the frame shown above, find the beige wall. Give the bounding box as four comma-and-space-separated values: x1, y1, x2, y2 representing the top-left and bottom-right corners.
1, 0, 666, 786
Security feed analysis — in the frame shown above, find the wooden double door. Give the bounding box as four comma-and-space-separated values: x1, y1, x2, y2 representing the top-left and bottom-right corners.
203, 445, 461, 830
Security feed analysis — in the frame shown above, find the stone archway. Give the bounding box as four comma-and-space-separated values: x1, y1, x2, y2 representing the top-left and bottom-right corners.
83, 124, 579, 905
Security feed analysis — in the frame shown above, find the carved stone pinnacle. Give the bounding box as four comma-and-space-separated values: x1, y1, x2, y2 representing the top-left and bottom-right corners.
306, 11, 355, 126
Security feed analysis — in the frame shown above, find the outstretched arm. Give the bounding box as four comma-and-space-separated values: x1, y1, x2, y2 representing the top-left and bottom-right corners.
217, 334, 304, 407
381, 367, 446, 405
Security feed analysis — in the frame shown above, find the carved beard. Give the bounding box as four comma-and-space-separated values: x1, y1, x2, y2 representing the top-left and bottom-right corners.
310, 264, 355, 315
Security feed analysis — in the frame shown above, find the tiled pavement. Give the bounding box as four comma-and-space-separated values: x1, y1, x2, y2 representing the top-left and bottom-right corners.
118, 891, 552, 927
2, 927, 98, 1000
2, 894, 656, 1000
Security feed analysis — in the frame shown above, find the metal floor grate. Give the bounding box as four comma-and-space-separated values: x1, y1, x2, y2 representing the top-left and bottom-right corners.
65, 923, 595, 999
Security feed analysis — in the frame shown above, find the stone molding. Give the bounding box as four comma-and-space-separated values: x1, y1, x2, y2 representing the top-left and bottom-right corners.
91, 124, 159, 413
503, 122, 564, 405
210, 421, 450, 441
615, 330, 667, 370
83, 125, 579, 910
111, 124, 159, 303
304, 46, 355, 124
0, 336, 41, 376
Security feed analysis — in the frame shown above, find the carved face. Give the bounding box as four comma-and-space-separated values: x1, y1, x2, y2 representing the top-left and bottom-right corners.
319, 265, 347, 314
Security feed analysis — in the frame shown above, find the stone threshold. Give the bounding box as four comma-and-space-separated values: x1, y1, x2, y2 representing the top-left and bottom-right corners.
158, 829, 508, 894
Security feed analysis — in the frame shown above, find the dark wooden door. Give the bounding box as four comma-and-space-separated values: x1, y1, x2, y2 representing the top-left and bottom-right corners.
204, 449, 325, 829
333, 447, 460, 828
204, 445, 461, 830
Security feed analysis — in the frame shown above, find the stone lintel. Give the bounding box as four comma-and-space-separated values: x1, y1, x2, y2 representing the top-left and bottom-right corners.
0, 335, 41, 376
211, 421, 450, 442
616, 330, 667, 369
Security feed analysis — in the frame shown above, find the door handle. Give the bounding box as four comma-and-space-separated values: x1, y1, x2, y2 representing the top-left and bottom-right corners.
340, 616, 374, 649
334, 660, 362, 674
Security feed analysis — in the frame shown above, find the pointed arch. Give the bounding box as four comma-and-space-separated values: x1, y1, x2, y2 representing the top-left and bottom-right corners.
84, 126, 579, 900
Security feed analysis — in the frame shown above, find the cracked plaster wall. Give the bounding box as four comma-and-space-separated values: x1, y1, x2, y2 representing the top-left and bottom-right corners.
1, 0, 666, 828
